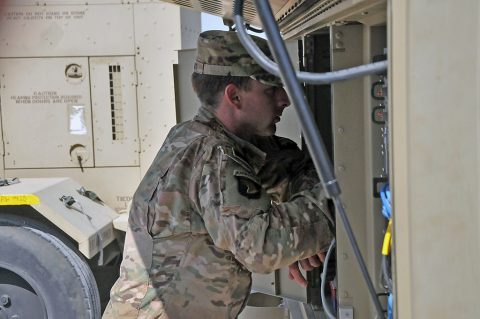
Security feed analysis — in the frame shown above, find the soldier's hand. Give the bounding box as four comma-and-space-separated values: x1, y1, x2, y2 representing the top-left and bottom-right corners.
288, 261, 307, 287
299, 252, 325, 271
288, 252, 326, 287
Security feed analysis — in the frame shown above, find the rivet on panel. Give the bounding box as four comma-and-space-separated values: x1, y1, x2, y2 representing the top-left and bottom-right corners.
337, 127, 345, 134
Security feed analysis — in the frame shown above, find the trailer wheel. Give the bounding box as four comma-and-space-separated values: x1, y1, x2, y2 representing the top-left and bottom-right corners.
0, 226, 101, 319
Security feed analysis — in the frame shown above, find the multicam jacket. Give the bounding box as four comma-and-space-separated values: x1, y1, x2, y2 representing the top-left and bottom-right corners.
103, 106, 333, 319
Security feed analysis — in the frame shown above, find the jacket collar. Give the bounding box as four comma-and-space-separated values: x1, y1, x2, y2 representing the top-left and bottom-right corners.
194, 105, 266, 173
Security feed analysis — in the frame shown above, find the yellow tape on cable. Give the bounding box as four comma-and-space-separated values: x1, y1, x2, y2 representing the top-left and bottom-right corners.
382, 219, 392, 256
0, 194, 40, 205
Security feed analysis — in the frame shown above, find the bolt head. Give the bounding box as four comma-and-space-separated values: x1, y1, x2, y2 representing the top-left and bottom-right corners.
0, 295, 10, 307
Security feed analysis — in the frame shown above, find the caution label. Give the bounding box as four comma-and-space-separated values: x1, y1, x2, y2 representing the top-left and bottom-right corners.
0, 194, 40, 205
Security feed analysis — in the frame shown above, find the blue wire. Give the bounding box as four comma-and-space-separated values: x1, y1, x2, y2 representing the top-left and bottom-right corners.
388, 293, 393, 319
380, 183, 391, 219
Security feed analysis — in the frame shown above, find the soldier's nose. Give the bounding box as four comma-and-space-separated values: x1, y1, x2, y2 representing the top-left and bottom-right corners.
277, 87, 290, 108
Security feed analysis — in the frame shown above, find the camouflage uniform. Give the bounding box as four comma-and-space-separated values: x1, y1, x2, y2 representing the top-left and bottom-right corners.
103, 31, 333, 319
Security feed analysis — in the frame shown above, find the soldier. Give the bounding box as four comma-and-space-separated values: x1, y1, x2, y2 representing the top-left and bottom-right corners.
103, 30, 334, 319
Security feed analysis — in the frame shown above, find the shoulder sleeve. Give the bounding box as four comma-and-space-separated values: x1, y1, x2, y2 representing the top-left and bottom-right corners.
198, 144, 333, 274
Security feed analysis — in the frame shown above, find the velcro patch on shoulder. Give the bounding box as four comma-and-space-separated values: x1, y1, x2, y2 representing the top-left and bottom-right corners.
234, 170, 261, 199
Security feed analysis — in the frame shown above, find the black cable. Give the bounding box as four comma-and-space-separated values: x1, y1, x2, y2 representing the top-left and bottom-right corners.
381, 255, 393, 292
245, 23, 264, 33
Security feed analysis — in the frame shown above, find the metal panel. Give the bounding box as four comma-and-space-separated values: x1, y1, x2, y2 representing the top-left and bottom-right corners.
281, 0, 386, 39
5, 167, 141, 212
0, 57, 94, 170
331, 24, 386, 318
144, 0, 385, 40
392, 1, 480, 318
251, 272, 277, 296
138, 0, 284, 27
134, 3, 201, 172
0, 4, 134, 57
251, 267, 307, 303
362, 24, 388, 317
90, 56, 140, 167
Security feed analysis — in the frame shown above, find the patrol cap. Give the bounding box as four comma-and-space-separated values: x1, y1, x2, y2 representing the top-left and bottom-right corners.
193, 30, 282, 87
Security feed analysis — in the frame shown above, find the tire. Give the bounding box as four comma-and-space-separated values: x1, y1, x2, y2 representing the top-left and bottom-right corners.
0, 226, 101, 319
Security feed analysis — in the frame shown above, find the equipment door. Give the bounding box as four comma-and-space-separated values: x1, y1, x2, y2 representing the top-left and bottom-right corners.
0, 57, 94, 169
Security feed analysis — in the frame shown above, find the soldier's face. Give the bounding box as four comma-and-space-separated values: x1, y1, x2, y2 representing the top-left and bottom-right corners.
238, 80, 290, 137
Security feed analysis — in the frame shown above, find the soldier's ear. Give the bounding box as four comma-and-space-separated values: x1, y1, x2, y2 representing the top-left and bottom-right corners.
224, 84, 241, 109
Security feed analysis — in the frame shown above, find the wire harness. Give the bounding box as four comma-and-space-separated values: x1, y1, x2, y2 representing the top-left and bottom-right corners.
380, 184, 393, 319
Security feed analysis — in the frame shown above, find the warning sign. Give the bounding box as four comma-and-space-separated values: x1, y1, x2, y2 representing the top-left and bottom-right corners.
10, 91, 83, 104
3, 9, 86, 21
